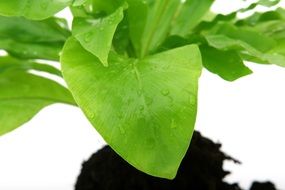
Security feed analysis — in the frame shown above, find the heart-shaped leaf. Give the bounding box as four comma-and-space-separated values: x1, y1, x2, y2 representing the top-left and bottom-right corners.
61, 37, 202, 179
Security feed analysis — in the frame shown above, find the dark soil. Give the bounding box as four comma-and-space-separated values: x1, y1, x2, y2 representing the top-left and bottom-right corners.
250, 181, 277, 190
75, 131, 277, 190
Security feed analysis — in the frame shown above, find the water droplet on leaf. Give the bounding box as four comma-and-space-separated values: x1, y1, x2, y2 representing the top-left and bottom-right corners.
161, 89, 169, 96
40, 2, 49, 9
119, 125, 125, 134
171, 119, 178, 129
84, 32, 93, 42
145, 97, 153, 105
139, 105, 144, 111
86, 111, 95, 119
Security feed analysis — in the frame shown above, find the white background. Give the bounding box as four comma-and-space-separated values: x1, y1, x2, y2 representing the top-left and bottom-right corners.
1, 0, 285, 189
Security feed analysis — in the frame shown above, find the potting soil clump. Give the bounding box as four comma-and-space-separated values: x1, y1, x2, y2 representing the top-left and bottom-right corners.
75, 131, 277, 190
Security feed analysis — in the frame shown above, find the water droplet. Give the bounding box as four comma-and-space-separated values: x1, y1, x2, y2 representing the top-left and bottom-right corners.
139, 105, 144, 111
127, 98, 133, 105
108, 18, 114, 24
86, 111, 95, 119
168, 96, 173, 103
40, 1, 48, 9
84, 32, 93, 42
119, 125, 125, 134
164, 65, 170, 69
189, 93, 196, 104
145, 97, 153, 105
137, 89, 143, 96
161, 89, 169, 96
171, 119, 178, 129
22, 50, 28, 55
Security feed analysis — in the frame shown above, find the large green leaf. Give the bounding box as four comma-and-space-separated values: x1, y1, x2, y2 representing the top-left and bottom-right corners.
0, 0, 72, 20
0, 56, 62, 76
0, 16, 70, 60
72, 5, 125, 66
0, 69, 75, 136
61, 37, 202, 179
205, 34, 285, 67
200, 46, 252, 81
210, 23, 276, 52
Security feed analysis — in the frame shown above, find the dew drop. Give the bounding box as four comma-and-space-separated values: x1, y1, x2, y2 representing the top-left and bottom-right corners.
164, 65, 170, 69
40, 1, 49, 9
127, 98, 133, 105
189, 93, 196, 104
119, 125, 126, 134
171, 119, 178, 129
145, 97, 153, 105
161, 89, 169, 96
139, 105, 144, 111
22, 50, 28, 55
84, 32, 93, 42
86, 111, 95, 119
137, 89, 143, 96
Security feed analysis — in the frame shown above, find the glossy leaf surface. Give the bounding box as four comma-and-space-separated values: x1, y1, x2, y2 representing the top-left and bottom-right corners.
72, 5, 125, 66
200, 46, 252, 81
61, 37, 202, 179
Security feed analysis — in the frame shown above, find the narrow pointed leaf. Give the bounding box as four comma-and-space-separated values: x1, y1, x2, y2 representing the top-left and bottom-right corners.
171, 0, 214, 36
205, 34, 285, 67
0, 56, 62, 76
0, 0, 72, 20
0, 69, 75, 136
0, 16, 70, 60
61, 37, 202, 179
127, 0, 181, 57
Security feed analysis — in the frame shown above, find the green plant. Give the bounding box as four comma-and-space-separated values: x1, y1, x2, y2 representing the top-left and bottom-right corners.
0, 0, 284, 179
